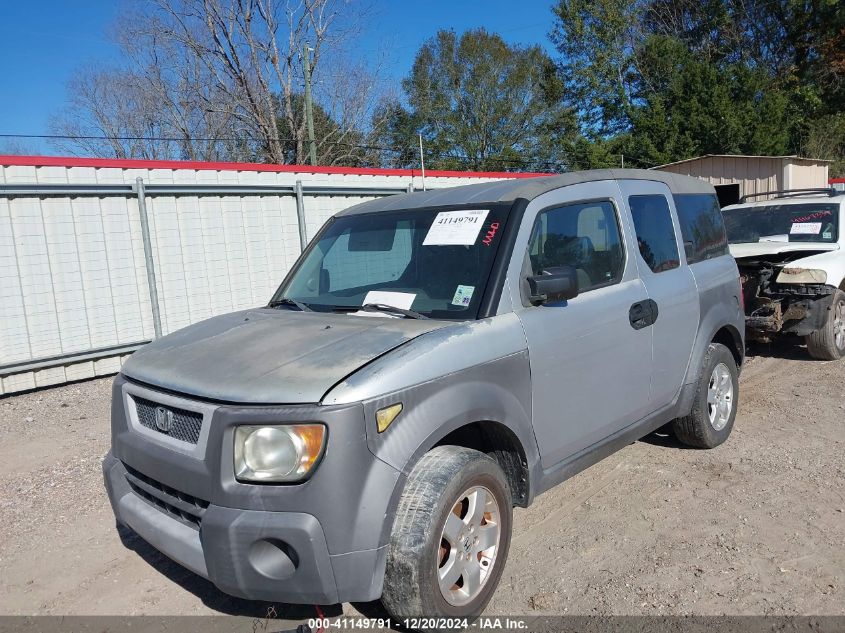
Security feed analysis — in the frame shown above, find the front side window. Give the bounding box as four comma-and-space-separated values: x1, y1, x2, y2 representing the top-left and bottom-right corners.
527, 200, 624, 293
673, 193, 729, 263
628, 195, 681, 273
723, 202, 839, 244
274, 206, 510, 319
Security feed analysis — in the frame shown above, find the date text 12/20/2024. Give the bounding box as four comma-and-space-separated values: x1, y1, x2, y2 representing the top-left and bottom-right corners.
307, 617, 529, 630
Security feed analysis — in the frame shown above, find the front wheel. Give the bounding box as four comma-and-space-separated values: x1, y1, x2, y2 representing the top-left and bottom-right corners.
806, 289, 845, 360
380, 446, 512, 629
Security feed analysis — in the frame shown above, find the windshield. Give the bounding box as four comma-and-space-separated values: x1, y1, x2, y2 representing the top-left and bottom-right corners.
723, 202, 839, 244
272, 205, 511, 319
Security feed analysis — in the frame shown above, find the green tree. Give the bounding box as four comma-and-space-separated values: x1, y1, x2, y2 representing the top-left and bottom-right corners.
551, 0, 845, 167
803, 113, 845, 177
370, 100, 421, 169
377, 29, 579, 172
643, 0, 844, 158
624, 36, 793, 165
276, 94, 372, 167
550, 0, 642, 137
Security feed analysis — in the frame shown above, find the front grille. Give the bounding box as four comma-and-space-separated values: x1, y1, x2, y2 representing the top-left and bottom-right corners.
134, 397, 203, 444
125, 464, 209, 530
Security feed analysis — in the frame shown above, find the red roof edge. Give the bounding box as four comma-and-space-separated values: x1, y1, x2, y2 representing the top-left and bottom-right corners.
0, 154, 552, 180
830, 177, 845, 184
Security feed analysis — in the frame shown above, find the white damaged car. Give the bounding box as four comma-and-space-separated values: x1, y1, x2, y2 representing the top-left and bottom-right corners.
723, 188, 845, 359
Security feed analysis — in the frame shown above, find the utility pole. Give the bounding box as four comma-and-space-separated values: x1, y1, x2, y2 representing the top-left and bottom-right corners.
303, 44, 317, 166
620, 154, 625, 168
418, 133, 426, 191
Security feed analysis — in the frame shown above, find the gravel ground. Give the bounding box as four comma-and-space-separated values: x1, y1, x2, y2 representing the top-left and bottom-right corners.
0, 342, 842, 621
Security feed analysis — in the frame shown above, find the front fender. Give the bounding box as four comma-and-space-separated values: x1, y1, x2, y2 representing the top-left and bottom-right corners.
320, 311, 537, 548
362, 351, 536, 475
335, 350, 537, 600
361, 351, 538, 550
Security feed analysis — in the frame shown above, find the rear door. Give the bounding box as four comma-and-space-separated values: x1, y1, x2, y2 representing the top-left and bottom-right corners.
617, 180, 700, 407
508, 181, 654, 469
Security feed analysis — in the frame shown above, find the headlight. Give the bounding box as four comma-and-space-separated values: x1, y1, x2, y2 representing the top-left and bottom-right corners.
234, 424, 326, 482
776, 268, 827, 284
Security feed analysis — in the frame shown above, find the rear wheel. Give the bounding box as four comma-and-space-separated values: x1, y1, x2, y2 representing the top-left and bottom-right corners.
380, 446, 512, 629
806, 289, 845, 360
673, 343, 739, 448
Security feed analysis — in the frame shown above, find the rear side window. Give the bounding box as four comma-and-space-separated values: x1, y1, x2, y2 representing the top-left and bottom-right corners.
527, 200, 625, 293
628, 195, 681, 273
673, 194, 729, 263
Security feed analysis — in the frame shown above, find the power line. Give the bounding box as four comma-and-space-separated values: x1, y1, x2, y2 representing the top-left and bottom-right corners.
0, 133, 302, 143
0, 131, 662, 169
0, 132, 570, 170
2, 133, 660, 169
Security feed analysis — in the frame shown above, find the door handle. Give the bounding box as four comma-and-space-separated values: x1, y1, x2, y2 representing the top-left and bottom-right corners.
629, 299, 658, 330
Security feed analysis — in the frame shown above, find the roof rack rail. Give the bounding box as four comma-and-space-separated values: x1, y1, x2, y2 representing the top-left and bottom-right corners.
739, 187, 838, 203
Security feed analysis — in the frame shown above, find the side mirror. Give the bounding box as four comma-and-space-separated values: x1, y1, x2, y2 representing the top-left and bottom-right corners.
527, 266, 579, 305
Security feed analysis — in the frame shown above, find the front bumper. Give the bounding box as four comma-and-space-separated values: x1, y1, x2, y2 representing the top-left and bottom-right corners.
104, 452, 374, 603
744, 287, 836, 337
103, 375, 401, 605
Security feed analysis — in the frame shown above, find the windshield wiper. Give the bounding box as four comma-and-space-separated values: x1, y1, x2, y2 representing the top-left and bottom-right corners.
332, 303, 428, 319
267, 298, 312, 312
362, 303, 429, 319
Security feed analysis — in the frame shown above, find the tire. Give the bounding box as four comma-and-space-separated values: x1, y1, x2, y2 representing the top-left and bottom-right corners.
806, 289, 845, 360
380, 446, 512, 629
672, 342, 739, 449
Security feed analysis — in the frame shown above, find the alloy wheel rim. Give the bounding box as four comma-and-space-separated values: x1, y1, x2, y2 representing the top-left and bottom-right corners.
834, 300, 845, 351
437, 485, 501, 606
707, 362, 734, 431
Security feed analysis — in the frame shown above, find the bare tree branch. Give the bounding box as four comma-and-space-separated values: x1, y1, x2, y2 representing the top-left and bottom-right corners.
50, 0, 385, 165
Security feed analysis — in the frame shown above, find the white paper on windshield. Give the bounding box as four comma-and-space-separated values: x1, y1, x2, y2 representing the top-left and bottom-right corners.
451, 285, 475, 307
423, 209, 489, 246
354, 290, 417, 317
791, 222, 823, 235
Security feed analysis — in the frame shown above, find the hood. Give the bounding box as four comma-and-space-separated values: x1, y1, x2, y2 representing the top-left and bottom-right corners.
121, 308, 448, 404
729, 242, 839, 260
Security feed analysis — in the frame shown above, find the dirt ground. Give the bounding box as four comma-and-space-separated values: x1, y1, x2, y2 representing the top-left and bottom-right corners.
0, 341, 842, 622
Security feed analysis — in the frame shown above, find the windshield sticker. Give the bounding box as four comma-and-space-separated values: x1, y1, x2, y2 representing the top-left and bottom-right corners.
792, 210, 833, 223
790, 222, 823, 235
354, 290, 416, 317
482, 222, 501, 246
423, 209, 490, 246
451, 285, 475, 307
823, 231, 833, 240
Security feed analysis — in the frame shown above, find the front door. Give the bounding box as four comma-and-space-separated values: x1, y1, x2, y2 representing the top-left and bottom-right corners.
511, 182, 654, 469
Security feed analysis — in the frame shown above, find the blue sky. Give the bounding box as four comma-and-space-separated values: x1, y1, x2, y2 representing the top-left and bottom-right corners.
0, 0, 556, 155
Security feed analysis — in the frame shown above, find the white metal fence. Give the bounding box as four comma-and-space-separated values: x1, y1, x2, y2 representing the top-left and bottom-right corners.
0, 157, 528, 395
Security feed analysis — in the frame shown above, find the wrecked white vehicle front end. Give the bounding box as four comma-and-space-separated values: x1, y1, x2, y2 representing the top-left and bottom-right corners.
731, 243, 840, 338
724, 196, 845, 357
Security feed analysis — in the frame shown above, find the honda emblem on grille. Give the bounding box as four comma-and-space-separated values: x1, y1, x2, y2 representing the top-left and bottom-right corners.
154, 406, 174, 433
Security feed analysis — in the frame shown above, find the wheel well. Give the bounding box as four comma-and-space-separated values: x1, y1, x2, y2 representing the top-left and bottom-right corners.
434, 421, 529, 507
713, 325, 744, 368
